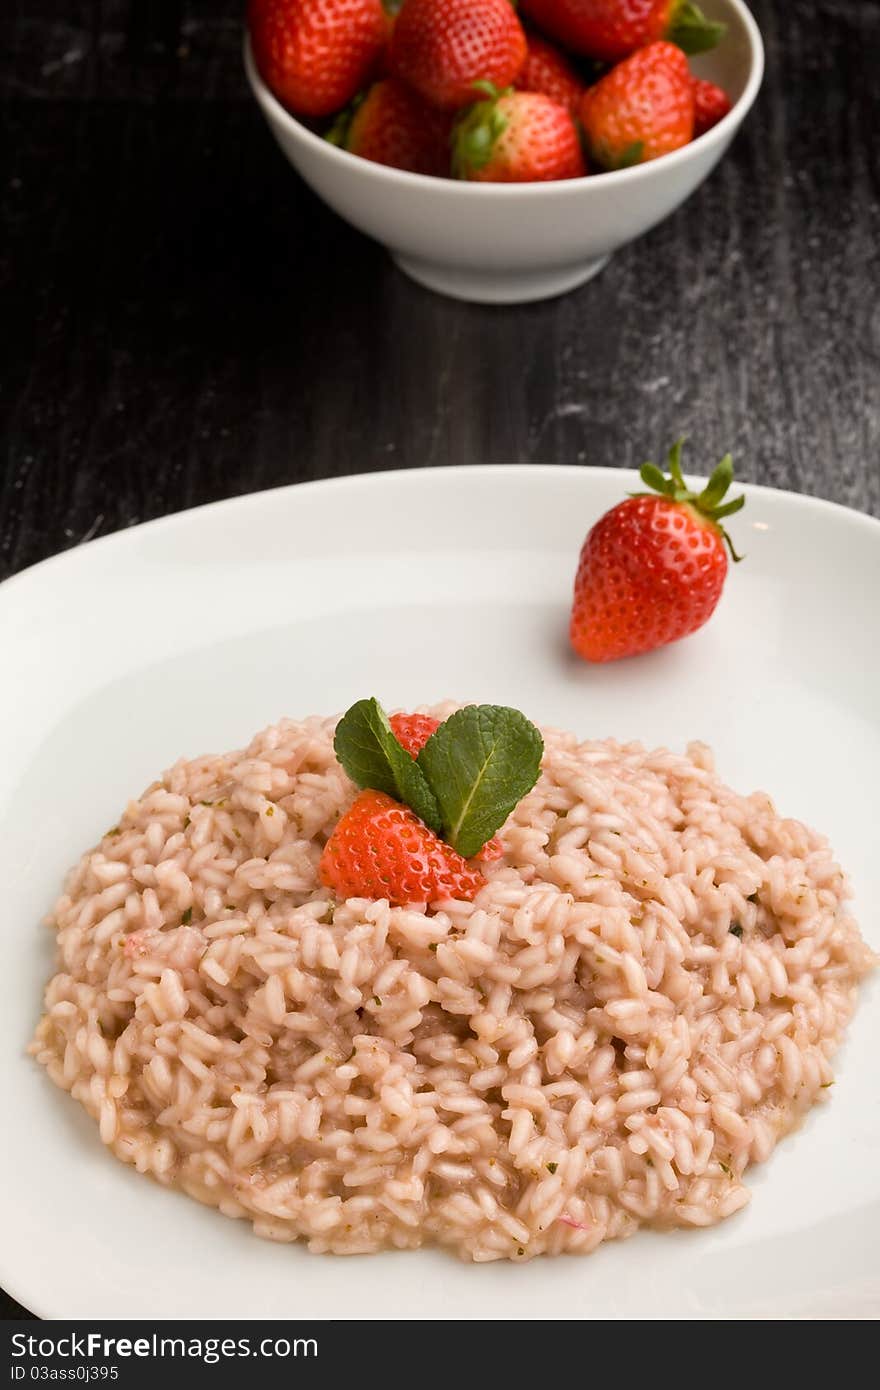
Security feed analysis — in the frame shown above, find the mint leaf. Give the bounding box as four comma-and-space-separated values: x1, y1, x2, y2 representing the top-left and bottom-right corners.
417, 706, 543, 858
334, 698, 441, 832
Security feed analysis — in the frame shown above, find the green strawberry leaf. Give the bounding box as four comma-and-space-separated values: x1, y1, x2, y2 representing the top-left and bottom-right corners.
635, 440, 746, 560
452, 90, 510, 179
639, 462, 676, 497
669, 2, 726, 56
711, 494, 746, 521
417, 706, 544, 858
696, 453, 734, 511
324, 91, 365, 151
615, 140, 645, 170
334, 699, 442, 832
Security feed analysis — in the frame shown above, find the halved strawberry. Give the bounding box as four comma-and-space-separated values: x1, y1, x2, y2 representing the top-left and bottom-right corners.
319, 789, 483, 905
389, 712, 441, 756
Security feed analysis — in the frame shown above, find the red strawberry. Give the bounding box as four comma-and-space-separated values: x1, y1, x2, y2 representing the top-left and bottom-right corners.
389, 711, 504, 862
569, 441, 745, 663
248, 0, 389, 119
374, 6, 400, 78
692, 76, 732, 136
453, 86, 586, 183
580, 41, 694, 169
519, 1, 724, 64
389, 712, 441, 756
319, 789, 483, 905
390, 0, 527, 112
515, 30, 586, 117
329, 79, 452, 175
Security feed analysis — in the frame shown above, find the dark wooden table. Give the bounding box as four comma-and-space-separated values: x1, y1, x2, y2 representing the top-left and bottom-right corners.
2, 0, 878, 1320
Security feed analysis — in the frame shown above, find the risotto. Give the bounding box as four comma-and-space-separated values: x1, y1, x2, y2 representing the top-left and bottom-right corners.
31, 707, 874, 1261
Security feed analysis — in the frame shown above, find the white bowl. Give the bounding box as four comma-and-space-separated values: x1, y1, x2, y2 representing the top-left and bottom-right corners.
244, 0, 763, 305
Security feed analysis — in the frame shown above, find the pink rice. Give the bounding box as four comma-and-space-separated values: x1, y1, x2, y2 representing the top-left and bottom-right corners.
31, 705, 874, 1261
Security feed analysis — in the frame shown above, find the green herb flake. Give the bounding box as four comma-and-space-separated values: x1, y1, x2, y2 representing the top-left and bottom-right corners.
200, 800, 214, 807
334, 697, 441, 831
373, 996, 382, 1007
428, 943, 438, 953
546, 1162, 558, 1175
729, 924, 744, 938
719, 1161, 733, 1177
181, 907, 193, 926
517, 1247, 525, 1257
105, 826, 121, 838
265, 806, 274, 817
417, 705, 544, 858
183, 816, 191, 829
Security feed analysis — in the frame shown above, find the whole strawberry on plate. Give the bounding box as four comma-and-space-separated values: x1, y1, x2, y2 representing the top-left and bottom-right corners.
570, 440, 745, 663
580, 40, 695, 169
520, 0, 725, 64
453, 84, 586, 182
248, 0, 389, 118
390, 0, 527, 111
328, 78, 452, 175
515, 30, 586, 117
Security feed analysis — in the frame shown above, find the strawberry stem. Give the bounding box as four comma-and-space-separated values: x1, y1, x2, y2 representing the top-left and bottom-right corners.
325, 91, 365, 149
667, 437, 689, 495
635, 439, 746, 562
451, 85, 511, 178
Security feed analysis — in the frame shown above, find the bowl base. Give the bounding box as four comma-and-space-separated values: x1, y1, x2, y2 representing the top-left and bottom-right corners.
392, 253, 611, 305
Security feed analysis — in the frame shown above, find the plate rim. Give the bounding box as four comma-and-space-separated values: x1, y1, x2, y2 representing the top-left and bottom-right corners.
2, 465, 879, 609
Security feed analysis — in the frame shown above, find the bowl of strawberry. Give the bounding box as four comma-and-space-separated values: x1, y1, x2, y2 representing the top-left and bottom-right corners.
245, 0, 763, 304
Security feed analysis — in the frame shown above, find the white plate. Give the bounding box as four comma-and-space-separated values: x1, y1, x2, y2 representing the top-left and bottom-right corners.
1, 466, 877, 1321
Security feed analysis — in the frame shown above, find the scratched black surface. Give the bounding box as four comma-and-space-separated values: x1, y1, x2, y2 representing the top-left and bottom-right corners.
1, 0, 879, 1320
